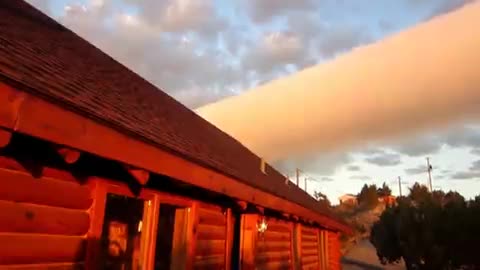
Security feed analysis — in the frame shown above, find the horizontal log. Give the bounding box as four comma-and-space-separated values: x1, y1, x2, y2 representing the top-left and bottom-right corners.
257, 244, 291, 253
263, 231, 291, 242
196, 226, 226, 241
197, 209, 226, 227
301, 233, 319, 242
0, 157, 83, 184
0, 169, 92, 210
301, 254, 318, 265
265, 223, 291, 233
301, 249, 319, 257
236, 200, 247, 211
256, 260, 292, 269
55, 147, 81, 164
256, 251, 291, 264
193, 255, 224, 270
0, 262, 84, 270
257, 241, 290, 252
194, 240, 225, 257
302, 241, 319, 249
302, 262, 319, 270
301, 228, 318, 236
124, 165, 149, 185
0, 233, 86, 264
0, 129, 12, 148
0, 200, 90, 236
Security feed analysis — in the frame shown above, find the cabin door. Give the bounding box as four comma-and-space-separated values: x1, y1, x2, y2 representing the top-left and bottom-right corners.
231, 211, 242, 270
100, 193, 150, 270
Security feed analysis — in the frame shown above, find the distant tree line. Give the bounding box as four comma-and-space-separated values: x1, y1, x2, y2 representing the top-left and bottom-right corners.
357, 182, 392, 209
370, 182, 480, 270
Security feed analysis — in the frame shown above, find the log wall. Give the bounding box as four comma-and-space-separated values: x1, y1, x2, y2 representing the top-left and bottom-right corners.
193, 204, 228, 270
300, 226, 320, 270
0, 158, 93, 269
326, 231, 341, 270
255, 218, 293, 270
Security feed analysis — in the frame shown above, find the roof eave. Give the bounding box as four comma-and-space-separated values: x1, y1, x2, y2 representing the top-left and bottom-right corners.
0, 82, 352, 234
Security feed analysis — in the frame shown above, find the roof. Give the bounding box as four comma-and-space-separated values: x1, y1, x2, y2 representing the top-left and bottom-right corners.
339, 194, 357, 199
0, 1, 346, 228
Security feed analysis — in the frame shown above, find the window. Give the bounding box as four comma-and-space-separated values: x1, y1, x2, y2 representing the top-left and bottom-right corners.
100, 193, 151, 270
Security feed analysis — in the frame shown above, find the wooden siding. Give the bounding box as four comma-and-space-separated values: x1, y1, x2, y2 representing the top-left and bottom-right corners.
326, 231, 341, 270
194, 204, 228, 270
256, 219, 293, 270
0, 160, 92, 268
300, 226, 320, 270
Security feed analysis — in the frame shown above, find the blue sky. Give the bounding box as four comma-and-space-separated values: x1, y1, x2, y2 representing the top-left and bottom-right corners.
26, 0, 480, 203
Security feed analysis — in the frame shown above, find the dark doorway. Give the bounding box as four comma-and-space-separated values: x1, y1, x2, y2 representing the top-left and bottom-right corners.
231, 211, 242, 270
154, 204, 188, 270
101, 193, 145, 270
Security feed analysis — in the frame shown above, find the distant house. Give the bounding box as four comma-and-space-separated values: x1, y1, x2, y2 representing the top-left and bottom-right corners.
339, 194, 358, 206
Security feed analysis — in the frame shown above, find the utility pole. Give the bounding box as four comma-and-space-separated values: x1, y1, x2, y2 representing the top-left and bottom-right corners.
304, 177, 308, 193
398, 176, 402, 197
426, 157, 433, 191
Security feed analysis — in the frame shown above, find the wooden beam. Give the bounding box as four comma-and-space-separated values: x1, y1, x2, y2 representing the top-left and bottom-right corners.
55, 146, 81, 164
255, 206, 265, 215
0, 129, 12, 148
236, 200, 248, 211
0, 85, 352, 234
124, 165, 150, 185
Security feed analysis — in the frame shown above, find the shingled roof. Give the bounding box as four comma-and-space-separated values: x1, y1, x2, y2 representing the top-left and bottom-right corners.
0, 1, 344, 226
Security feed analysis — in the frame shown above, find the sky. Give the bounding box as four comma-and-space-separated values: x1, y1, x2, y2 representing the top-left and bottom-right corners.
26, 0, 480, 203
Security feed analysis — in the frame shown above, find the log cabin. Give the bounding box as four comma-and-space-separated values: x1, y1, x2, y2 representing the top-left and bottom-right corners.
0, 1, 351, 269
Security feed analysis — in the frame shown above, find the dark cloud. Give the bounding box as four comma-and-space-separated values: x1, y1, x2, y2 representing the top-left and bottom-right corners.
320, 177, 335, 182
243, 31, 307, 74
244, 0, 317, 23
55, 0, 241, 109
317, 24, 373, 58
444, 126, 480, 148
365, 152, 402, 166
405, 164, 428, 175
393, 135, 443, 157
470, 160, 480, 171
451, 171, 480, 180
121, 0, 228, 36
350, 175, 371, 181
273, 152, 352, 176
450, 160, 480, 180
427, 0, 476, 19
346, 165, 361, 172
